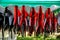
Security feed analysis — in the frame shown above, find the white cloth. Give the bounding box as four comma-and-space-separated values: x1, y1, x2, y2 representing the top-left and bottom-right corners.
9, 16, 13, 25
18, 16, 20, 25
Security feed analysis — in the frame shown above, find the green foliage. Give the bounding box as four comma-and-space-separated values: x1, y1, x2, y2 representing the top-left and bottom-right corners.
17, 35, 60, 40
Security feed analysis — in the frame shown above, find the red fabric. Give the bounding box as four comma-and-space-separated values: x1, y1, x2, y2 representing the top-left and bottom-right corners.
45, 8, 52, 31
30, 8, 37, 26
14, 6, 17, 25
19, 6, 28, 26
37, 6, 44, 33
52, 14, 57, 31
29, 7, 37, 35
14, 6, 21, 25
18, 9, 21, 17
19, 6, 28, 32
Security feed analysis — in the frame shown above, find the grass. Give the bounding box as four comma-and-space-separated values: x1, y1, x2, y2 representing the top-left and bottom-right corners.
17, 34, 44, 40
16, 32, 60, 40
16, 34, 60, 40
